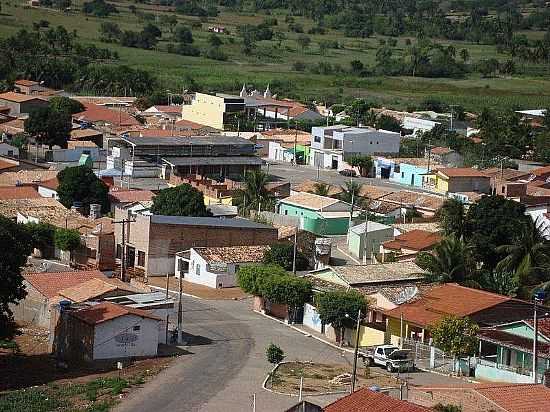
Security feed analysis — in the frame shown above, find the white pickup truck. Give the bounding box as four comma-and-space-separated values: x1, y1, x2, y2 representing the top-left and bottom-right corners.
360, 345, 414, 372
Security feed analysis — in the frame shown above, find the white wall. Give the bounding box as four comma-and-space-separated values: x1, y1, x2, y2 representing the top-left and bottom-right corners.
0, 143, 19, 157
93, 314, 159, 359
303, 303, 323, 333
38, 186, 58, 199
334, 129, 401, 155
175, 250, 239, 288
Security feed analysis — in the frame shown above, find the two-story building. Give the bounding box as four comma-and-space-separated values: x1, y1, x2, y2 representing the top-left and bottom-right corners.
309, 125, 401, 171
181, 93, 245, 130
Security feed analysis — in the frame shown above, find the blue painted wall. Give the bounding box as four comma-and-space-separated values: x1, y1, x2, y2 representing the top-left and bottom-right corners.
395, 163, 428, 188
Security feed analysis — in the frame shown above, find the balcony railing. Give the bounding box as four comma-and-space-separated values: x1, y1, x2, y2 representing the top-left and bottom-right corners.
477, 358, 532, 377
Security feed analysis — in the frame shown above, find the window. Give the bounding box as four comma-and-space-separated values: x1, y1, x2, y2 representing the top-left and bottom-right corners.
285, 210, 288, 215
401, 172, 405, 178
7, 150, 13, 156
137, 251, 145, 267
133, 325, 141, 331
314, 135, 321, 143
196, 264, 200, 276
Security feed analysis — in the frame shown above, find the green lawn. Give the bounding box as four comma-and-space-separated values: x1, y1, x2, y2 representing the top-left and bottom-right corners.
2, 0, 550, 111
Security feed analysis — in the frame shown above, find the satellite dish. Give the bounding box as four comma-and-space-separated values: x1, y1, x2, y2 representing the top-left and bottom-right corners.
395, 286, 419, 305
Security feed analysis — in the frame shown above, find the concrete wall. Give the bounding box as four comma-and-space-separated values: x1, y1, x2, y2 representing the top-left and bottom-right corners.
11, 282, 50, 327
46, 147, 102, 162
334, 129, 401, 155
0, 98, 48, 115
395, 163, 428, 188
38, 186, 58, 199
93, 314, 159, 359
176, 249, 236, 288
475, 362, 534, 384
181, 93, 225, 130
447, 177, 491, 194
348, 226, 395, 260
358, 325, 386, 347
303, 303, 323, 333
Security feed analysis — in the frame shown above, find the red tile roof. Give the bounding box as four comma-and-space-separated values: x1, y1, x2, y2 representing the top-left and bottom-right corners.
385, 283, 512, 327
0, 159, 18, 171
108, 189, 155, 203
478, 328, 550, 358
38, 177, 59, 191
383, 230, 441, 252
531, 165, 550, 178
0, 186, 41, 199
71, 302, 161, 325
174, 118, 208, 130
430, 146, 453, 155
526, 317, 550, 340
0, 92, 47, 103
15, 79, 39, 87
324, 387, 429, 412
23, 270, 107, 299
437, 168, 489, 178
476, 383, 550, 412
151, 105, 182, 114
74, 103, 140, 127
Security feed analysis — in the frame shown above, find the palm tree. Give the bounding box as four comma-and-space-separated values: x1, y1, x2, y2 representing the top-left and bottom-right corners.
416, 235, 473, 284
339, 180, 361, 204
311, 182, 330, 197
496, 219, 550, 286
234, 170, 274, 215
479, 270, 519, 297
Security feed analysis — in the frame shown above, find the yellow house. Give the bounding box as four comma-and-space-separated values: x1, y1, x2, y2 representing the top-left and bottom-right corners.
181, 93, 245, 130
422, 168, 491, 195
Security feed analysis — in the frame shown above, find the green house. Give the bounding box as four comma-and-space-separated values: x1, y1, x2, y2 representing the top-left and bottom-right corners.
477, 318, 550, 383
277, 192, 356, 235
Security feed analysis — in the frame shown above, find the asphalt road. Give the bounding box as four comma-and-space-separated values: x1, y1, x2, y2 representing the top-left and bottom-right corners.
115, 295, 465, 412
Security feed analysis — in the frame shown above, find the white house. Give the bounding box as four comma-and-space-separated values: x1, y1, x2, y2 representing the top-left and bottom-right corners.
175, 245, 270, 288
268, 141, 295, 163
53, 302, 161, 361
402, 116, 439, 135
309, 125, 400, 170
37, 177, 59, 199
0, 142, 19, 157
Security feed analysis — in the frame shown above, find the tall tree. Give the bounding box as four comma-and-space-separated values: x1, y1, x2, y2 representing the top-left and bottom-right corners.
431, 315, 479, 358
24, 106, 72, 149
234, 170, 274, 214
48, 96, 84, 114
151, 184, 210, 217
0, 217, 32, 340
346, 155, 373, 177
338, 180, 361, 204
316, 290, 366, 345
263, 243, 308, 271
436, 198, 466, 238
57, 166, 110, 213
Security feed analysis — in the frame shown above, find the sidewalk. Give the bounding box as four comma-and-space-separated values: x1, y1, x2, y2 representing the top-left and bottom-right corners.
147, 276, 249, 300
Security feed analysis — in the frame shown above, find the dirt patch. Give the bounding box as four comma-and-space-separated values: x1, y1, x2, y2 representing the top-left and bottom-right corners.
147, 276, 249, 300
267, 361, 401, 395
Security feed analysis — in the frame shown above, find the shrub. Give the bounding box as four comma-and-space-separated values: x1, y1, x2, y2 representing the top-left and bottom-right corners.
266, 343, 285, 365
54, 228, 81, 251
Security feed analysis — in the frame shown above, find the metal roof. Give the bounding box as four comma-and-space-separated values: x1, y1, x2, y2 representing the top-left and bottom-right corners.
162, 156, 263, 167
150, 215, 273, 229
121, 135, 253, 147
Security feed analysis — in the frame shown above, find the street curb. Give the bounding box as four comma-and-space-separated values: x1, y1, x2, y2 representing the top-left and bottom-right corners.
253, 310, 479, 384
150, 285, 203, 300
253, 310, 354, 354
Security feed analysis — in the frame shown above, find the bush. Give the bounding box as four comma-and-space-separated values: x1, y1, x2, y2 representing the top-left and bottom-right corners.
205, 47, 228, 61
236, 264, 287, 295
292, 61, 306, 71
263, 243, 308, 271
266, 343, 285, 365
175, 43, 201, 56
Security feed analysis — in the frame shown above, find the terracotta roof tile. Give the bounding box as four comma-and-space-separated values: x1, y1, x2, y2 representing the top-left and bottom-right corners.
359, 185, 396, 200
0, 92, 47, 103
385, 283, 513, 327
379, 191, 444, 211
324, 387, 429, 412
74, 103, 140, 127
70, 129, 103, 140
430, 146, 453, 155
0, 186, 41, 199
476, 383, 550, 411
37, 177, 59, 190
483, 168, 531, 181
109, 189, 155, 203
294, 180, 343, 197
0, 170, 58, 186
383, 230, 441, 252
71, 302, 160, 325
58, 278, 139, 303
478, 329, 550, 359
174, 118, 209, 130
150, 105, 182, 114
325, 262, 426, 286
530, 165, 550, 177
23, 270, 107, 299
437, 168, 489, 178
194, 245, 270, 264
15, 79, 39, 87
0, 159, 19, 171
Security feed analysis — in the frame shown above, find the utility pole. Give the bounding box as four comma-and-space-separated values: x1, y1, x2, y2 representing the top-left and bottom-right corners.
165, 273, 170, 344
347, 187, 355, 243
177, 272, 183, 344
351, 308, 362, 393
363, 199, 370, 264
292, 230, 298, 275
294, 123, 298, 166
533, 290, 545, 382
113, 218, 134, 282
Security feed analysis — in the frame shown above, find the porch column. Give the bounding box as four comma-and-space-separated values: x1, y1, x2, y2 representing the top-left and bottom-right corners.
421, 328, 426, 344
405, 323, 409, 341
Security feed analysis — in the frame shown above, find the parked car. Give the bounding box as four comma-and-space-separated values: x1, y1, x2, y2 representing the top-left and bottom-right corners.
360, 345, 414, 372
339, 169, 357, 177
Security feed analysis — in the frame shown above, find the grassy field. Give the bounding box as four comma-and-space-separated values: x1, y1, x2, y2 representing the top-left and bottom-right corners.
1, 0, 550, 111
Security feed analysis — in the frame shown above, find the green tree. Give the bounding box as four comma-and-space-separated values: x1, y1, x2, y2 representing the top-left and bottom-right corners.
459, 48, 469, 63
49, 96, 84, 114
436, 198, 465, 238
151, 184, 210, 217
479, 270, 519, 297
0, 217, 32, 340
174, 25, 193, 43
99, 21, 122, 43
416, 235, 473, 284
234, 170, 274, 215
25, 222, 56, 252
296, 34, 311, 51
431, 315, 479, 358
57, 166, 110, 213
338, 180, 361, 204
434, 404, 462, 412
266, 343, 285, 365
311, 182, 329, 196
263, 243, 308, 271
208, 33, 223, 47
496, 220, 550, 287
376, 115, 401, 132
316, 290, 366, 345
260, 275, 312, 308
236, 264, 287, 296
346, 154, 373, 177
54, 228, 81, 251
24, 107, 72, 149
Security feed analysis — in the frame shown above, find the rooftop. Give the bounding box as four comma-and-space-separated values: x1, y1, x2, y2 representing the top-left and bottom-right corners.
350, 221, 392, 235
385, 283, 514, 327
430, 146, 453, 155
483, 167, 531, 181
324, 387, 429, 412
58, 277, 140, 303
0, 158, 19, 171
318, 262, 426, 286
478, 328, 550, 359
0, 170, 58, 186
379, 190, 444, 211
150, 215, 274, 230
0, 92, 47, 103
293, 180, 343, 197
37, 177, 59, 191
279, 192, 343, 211
530, 165, 550, 177
70, 129, 103, 140
15, 79, 39, 87
74, 103, 140, 127
393, 223, 441, 234
71, 302, 161, 325
383, 230, 441, 252
109, 189, 155, 204
67, 140, 98, 149
23, 270, 107, 299
0, 186, 41, 200
193, 245, 270, 264
122, 135, 253, 147
358, 185, 396, 200
437, 167, 489, 178
162, 156, 263, 167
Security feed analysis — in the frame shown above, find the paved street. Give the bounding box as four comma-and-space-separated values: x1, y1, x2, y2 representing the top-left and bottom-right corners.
115, 294, 468, 412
